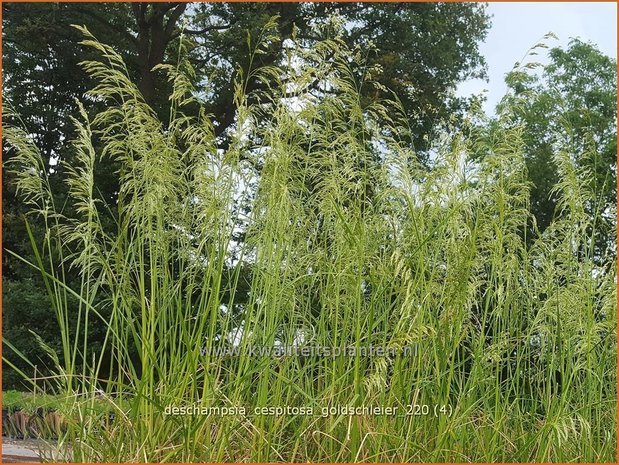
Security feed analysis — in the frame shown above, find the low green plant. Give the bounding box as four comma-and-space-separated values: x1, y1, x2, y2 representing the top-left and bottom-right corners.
3, 390, 67, 413
3, 23, 616, 462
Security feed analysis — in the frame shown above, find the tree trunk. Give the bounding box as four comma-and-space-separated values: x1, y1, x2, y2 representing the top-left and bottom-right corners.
132, 2, 186, 107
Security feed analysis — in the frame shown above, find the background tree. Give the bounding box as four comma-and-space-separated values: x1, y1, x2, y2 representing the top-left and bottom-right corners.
3, 2, 490, 162
188, 1, 490, 152
502, 39, 617, 258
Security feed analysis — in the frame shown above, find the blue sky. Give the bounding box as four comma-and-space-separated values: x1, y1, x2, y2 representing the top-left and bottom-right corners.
457, 2, 617, 115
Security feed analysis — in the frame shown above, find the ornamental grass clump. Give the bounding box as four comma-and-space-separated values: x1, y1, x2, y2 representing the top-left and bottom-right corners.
4, 23, 616, 462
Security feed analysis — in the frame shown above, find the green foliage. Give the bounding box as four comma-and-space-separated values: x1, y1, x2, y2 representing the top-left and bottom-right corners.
503, 38, 617, 258
190, 1, 490, 153
3, 390, 69, 413
2, 278, 58, 389
2, 2, 490, 159
3, 26, 616, 464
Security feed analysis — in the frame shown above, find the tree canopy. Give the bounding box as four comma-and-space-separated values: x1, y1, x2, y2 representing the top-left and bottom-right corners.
503, 38, 617, 257
3, 2, 490, 162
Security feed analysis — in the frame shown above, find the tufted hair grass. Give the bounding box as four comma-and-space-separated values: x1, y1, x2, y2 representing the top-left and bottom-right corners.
4, 23, 616, 462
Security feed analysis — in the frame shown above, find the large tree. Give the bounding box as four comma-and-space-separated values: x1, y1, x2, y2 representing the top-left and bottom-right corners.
2, 2, 491, 388
502, 39, 617, 257
188, 2, 490, 152
3, 2, 490, 163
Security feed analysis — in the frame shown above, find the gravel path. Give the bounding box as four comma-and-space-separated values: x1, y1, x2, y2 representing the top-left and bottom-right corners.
2, 437, 72, 463
2, 438, 42, 463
